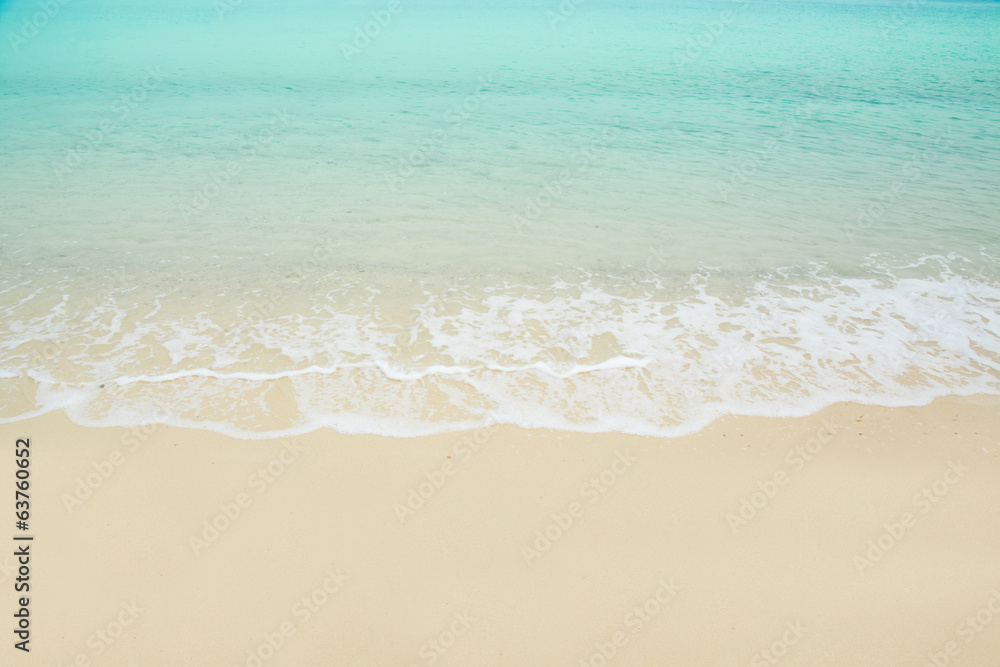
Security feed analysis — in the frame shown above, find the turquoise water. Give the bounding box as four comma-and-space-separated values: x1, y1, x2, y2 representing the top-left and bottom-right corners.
1, 0, 998, 436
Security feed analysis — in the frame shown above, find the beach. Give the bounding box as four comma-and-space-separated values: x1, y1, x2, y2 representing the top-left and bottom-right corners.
3, 394, 997, 665
2, 0, 999, 663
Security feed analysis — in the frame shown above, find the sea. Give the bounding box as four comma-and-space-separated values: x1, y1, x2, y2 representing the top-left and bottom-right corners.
1, 0, 998, 437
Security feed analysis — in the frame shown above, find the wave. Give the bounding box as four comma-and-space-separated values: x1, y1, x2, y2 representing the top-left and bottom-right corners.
1, 255, 998, 438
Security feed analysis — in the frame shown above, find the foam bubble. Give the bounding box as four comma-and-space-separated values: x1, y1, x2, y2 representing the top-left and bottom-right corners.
1, 257, 998, 438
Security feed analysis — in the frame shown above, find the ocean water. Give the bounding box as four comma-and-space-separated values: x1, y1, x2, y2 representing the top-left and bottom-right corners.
1, 0, 998, 437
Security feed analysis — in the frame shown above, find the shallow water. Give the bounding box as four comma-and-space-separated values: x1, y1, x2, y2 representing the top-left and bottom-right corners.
1, 0, 998, 436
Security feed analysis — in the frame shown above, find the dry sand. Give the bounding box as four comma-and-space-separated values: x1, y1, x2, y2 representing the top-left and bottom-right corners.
3, 394, 999, 666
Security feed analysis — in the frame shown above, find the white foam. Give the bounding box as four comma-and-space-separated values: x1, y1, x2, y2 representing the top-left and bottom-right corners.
1, 257, 998, 438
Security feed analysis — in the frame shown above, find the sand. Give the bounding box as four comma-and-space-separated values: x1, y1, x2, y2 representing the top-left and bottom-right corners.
3, 394, 999, 666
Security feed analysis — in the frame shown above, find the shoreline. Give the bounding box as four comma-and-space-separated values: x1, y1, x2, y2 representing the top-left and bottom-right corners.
4, 394, 998, 664
4, 385, 1000, 441
4, 253, 998, 442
